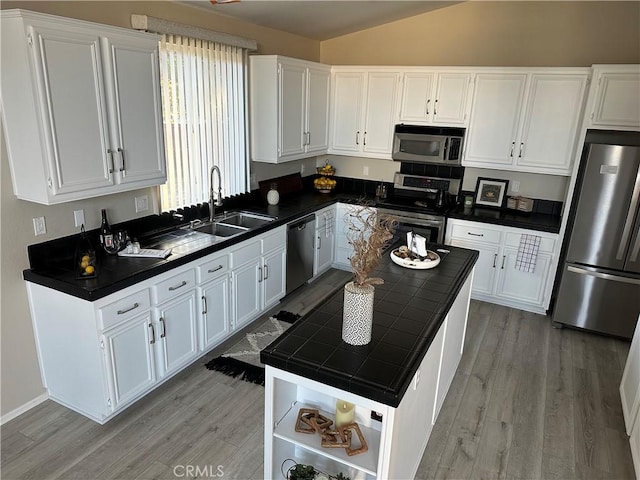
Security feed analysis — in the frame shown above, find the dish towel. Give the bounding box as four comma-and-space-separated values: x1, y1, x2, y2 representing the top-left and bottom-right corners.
324, 211, 334, 238
515, 234, 541, 273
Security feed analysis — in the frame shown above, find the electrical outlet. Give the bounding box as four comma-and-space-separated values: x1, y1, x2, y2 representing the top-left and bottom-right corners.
250, 173, 257, 187
413, 369, 421, 390
300, 163, 305, 175
73, 209, 85, 228
33, 216, 46, 236
363, 165, 369, 176
135, 195, 149, 213
512, 180, 520, 193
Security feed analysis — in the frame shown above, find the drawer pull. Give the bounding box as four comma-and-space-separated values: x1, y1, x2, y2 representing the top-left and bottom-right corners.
159, 317, 166, 338
149, 324, 156, 344
117, 302, 140, 315
467, 232, 484, 237
208, 265, 224, 273
168, 280, 187, 291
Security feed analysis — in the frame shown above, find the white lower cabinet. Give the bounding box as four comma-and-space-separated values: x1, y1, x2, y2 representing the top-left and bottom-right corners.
264, 274, 473, 479
199, 276, 230, 351
102, 311, 156, 411
231, 226, 287, 330
154, 292, 198, 378
446, 218, 557, 314
314, 205, 336, 277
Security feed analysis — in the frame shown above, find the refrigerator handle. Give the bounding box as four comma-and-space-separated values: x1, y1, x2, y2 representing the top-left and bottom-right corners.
617, 168, 640, 260
567, 266, 640, 285
630, 227, 640, 262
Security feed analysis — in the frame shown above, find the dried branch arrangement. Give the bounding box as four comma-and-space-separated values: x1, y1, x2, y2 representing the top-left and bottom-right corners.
345, 204, 397, 287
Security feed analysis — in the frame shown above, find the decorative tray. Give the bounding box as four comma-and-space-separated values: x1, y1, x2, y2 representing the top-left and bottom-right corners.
390, 247, 440, 270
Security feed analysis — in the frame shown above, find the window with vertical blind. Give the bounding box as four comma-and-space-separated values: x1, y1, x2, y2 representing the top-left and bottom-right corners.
158, 34, 250, 212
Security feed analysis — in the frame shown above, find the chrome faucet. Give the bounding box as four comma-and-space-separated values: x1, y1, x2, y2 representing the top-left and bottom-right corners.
209, 165, 222, 223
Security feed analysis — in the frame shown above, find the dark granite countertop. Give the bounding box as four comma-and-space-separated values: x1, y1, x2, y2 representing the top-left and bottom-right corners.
23, 191, 359, 301
260, 243, 478, 407
448, 204, 562, 234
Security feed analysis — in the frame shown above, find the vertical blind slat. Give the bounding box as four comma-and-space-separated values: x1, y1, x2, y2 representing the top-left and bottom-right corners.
158, 34, 249, 212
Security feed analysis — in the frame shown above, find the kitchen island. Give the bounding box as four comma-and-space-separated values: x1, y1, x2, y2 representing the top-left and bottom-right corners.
261, 243, 478, 479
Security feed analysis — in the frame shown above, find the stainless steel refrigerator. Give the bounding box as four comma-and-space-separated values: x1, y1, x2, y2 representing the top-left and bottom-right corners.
553, 130, 640, 339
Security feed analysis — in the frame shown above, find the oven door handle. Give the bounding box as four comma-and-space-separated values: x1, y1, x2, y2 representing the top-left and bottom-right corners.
395, 218, 444, 227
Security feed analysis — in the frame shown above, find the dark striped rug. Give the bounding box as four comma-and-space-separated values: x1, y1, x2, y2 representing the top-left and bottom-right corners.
204, 310, 300, 386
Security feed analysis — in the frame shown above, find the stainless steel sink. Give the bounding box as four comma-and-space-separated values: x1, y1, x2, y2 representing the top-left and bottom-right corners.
192, 222, 248, 237
215, 211, 276, 229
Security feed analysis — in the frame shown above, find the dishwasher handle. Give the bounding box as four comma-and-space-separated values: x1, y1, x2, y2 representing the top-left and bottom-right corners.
288, 214, 315, 231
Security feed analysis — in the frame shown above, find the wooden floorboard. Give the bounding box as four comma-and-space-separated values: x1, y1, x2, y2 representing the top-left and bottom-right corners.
1, 273, 635, 480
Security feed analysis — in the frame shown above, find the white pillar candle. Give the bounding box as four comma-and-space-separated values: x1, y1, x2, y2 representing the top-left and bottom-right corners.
335, 400, 355, 427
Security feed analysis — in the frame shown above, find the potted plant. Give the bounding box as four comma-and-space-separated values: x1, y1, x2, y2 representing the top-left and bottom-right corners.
342, 204, 396, 345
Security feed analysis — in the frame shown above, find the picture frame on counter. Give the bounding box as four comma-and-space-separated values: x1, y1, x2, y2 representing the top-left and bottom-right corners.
474, 177, 509, 209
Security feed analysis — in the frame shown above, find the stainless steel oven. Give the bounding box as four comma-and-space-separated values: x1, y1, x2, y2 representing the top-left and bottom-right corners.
377, 208, 446, 245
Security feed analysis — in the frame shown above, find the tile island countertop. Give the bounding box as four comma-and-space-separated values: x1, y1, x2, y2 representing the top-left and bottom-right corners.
260, 242, 479, 407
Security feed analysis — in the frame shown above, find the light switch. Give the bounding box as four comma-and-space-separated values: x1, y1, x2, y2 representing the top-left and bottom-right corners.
33, 216, 46, 236
135, 195, 149, 213
363, 165, 369, 176
74, 209, 85, 228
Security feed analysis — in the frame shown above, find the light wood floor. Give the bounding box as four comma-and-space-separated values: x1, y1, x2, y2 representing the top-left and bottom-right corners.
1, 271, 635, 480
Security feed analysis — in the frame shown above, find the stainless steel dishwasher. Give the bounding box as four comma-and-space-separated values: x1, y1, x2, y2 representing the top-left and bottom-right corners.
286, 214, 316, 294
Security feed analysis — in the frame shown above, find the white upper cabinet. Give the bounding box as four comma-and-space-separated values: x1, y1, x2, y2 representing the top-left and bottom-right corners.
464, 69, 589, 176
250, 55, 330, 163
588, 65, 640, 130
399, 71, 472, 125
329, 69, 401, 158
0, 10, 166, 204
464, 73, 528, 167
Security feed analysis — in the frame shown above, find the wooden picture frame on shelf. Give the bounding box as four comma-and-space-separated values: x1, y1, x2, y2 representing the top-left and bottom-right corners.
474, 177, 509, 209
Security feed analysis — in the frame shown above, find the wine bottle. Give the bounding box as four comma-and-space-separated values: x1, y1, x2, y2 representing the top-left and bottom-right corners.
99, 209, 114, 252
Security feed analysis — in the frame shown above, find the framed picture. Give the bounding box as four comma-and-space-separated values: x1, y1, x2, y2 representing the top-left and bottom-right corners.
474, 177, 509, 208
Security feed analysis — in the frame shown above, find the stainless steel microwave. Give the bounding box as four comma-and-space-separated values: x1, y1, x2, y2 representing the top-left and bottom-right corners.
392, 125, 465, 165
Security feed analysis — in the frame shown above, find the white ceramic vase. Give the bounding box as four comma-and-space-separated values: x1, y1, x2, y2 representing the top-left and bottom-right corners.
342, 281, 375, 345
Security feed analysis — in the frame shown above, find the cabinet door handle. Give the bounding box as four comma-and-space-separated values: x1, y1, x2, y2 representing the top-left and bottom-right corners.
208, 265, 223, 273
317, 236, 321, 250
434, 99, 438, 116
493, 254, 497, 268
510, 142, 515, 158
363, 132, 367, 146
168, 280, 187, 291
107, 149, 116, 173
425, 99, 430, 116
159, 317, 166, 338
118, 147, 125, 172
467, 232, 484, 237
149, 323, 156, 344
264, 264, 269, 280
356, 131, 360, 145
501, 255, 506, 269
258, 266, 263, 283
202, 295, 207, 315
518, 142, 524, 158
117, 302, 139, 315
307, 132, 311, 145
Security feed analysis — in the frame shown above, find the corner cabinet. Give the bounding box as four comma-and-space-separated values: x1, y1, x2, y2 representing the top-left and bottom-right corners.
264, 273, 473, 479
587, 64, 640, 130
0, 9, 166, 204
329, 69, 401, 158
399, 70, 473, 126
446, 219, 558, 314
463, 69, 589, 176
250, 55, 330, 163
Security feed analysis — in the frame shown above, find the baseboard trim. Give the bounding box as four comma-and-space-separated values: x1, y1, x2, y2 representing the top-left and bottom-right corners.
1, 393, 48, 425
